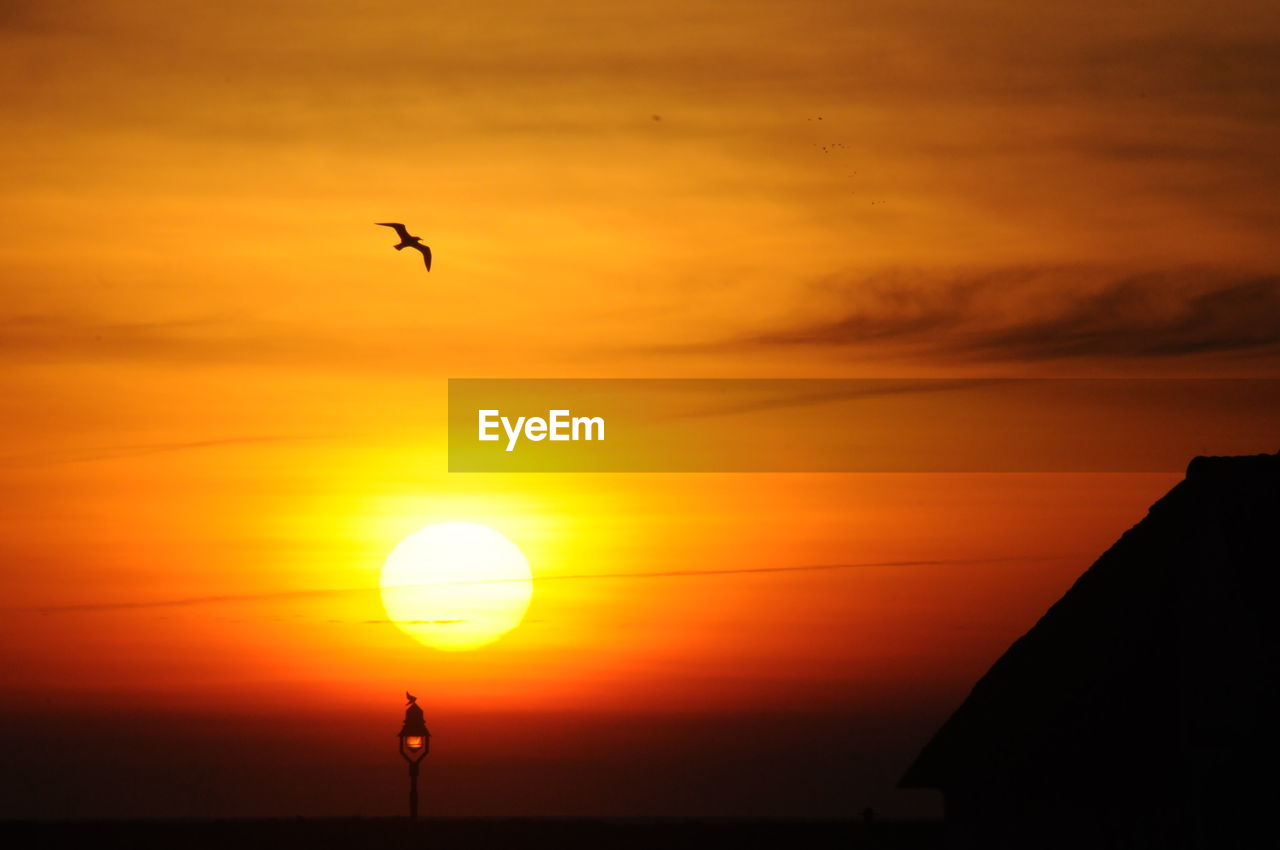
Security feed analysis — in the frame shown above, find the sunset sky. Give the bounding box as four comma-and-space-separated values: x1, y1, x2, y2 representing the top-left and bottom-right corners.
2, 0, 1279, 819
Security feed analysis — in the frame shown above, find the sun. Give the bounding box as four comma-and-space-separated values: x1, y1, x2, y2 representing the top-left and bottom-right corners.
379, 522, 533, 651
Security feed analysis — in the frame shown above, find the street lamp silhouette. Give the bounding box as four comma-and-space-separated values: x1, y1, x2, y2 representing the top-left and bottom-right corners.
397, 691, 431, 819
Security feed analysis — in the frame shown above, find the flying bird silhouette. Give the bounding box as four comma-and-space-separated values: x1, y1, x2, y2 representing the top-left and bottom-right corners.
376, 223, 432, 271
406, 691, 418, 705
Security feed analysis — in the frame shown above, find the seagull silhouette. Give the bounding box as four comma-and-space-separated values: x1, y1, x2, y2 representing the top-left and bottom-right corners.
376, 223, 432, 271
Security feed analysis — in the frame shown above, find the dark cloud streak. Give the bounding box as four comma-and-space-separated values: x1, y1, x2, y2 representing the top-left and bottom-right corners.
724, 268, 1280, 364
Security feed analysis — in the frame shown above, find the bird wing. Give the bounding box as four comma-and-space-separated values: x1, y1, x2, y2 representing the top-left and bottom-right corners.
412, 243, 432, 271
376, 222, 412, 240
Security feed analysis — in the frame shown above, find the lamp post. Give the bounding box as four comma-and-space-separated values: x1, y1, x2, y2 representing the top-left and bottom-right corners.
397, 691, 431, 820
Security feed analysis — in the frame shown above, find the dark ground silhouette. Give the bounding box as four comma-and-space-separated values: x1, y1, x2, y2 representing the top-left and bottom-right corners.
1, 817, 943, 850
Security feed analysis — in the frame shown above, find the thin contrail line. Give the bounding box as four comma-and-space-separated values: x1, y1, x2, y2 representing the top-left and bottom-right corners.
18, 555, 1069, 614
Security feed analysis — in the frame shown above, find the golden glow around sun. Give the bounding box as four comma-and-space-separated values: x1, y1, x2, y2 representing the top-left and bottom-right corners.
380, 522, 533, 651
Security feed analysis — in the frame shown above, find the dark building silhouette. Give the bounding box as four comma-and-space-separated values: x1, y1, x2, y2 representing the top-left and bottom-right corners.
901, 452, 1280, 850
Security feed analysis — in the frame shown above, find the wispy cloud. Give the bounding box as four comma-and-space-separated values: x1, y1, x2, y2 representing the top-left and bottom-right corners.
666, 379, 1015, 420
15, 556, 1063, 615
0, 435, 321, 469
0, 312, 327, 366
361, 619, 468, 625
721, 267, 1280, 363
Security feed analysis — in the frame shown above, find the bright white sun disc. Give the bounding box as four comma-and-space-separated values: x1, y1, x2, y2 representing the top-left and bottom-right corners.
379, 522, 533, 651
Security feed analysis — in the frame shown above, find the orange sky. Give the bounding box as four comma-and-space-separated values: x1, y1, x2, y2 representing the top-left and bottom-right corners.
2, 0, 1279, 819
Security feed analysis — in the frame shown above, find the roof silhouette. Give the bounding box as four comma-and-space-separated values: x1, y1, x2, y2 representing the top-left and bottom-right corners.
901, 451, 1280, 809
